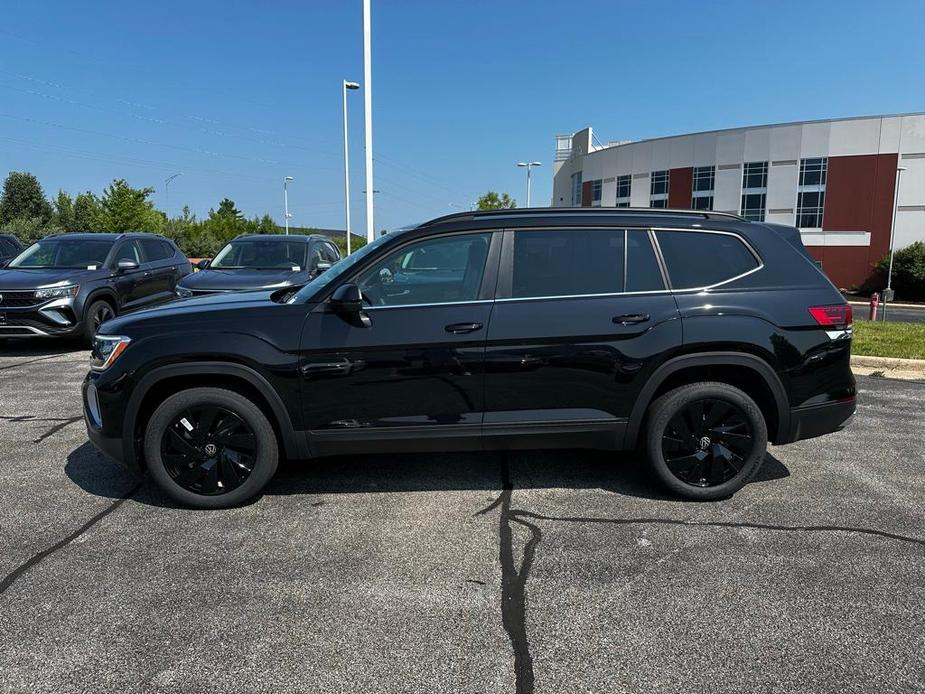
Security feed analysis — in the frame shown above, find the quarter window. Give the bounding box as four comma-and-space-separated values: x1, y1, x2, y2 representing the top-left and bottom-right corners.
511, 229, 625, 298
356, 233, 491, 307
655, 230, 759, 289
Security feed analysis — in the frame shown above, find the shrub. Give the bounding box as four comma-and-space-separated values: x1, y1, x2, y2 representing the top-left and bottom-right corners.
874, 242, 925, 301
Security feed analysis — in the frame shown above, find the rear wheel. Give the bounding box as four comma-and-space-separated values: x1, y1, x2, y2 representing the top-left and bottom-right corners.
83, 299, 116, 343
144, 387, 279, 509
645, 382, 768, 500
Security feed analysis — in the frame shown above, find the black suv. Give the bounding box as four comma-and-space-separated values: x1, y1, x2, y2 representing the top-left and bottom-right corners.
83, 208, 855, 508
0, 232, 191, 341
176, 234, 340, 297
0, 233, 24, 266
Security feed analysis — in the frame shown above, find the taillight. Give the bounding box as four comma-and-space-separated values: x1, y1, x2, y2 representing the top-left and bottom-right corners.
809, 304, 853, 328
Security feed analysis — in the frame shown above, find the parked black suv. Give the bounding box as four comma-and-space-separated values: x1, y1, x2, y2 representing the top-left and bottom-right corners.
83, 208, 855, 508
0, 232, 191, 341
0, 233, 24, 266
175, 234, 341, 297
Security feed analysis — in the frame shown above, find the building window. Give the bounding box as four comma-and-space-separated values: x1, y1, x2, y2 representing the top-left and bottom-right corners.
796, 158, 827, 227
650, 170, 669, 207
691, 165, 714, 210
571, 171, 583, 206
740, 161, 767, 221
591, 179, 602, 205
615, 174, 631, 207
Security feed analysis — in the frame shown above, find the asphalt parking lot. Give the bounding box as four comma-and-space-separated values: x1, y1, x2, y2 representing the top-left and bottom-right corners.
0, 343, 923, 694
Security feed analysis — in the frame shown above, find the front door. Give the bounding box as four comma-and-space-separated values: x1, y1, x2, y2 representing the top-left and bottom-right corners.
299, 230, 499, 456
482, 227, 681, 449
110, 240, 157, 311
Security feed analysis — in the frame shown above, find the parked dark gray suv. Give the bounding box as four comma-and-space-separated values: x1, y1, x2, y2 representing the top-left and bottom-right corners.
0, 232, 191, 341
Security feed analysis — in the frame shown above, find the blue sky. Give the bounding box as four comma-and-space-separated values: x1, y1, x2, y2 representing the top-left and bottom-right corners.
2, 0, 924, 232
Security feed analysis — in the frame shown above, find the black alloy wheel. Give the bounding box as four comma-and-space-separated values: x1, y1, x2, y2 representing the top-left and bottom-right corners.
661, 398, 754, 488
161, 405, 258, 495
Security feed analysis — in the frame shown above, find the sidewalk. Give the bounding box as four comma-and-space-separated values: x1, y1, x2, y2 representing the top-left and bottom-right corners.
851, 355, 925, 381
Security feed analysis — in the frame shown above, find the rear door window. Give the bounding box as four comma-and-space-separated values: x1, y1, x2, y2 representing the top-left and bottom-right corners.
655, 230, 759, 289
140, 238, 171, 263
510, 229, 625, 298
626, 230, 665, 292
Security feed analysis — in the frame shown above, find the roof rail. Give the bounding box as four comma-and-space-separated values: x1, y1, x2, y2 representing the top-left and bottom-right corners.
420, 206, 746, 227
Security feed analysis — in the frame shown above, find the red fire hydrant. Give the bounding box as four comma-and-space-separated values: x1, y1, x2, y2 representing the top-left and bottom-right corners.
869, 292, 880, 321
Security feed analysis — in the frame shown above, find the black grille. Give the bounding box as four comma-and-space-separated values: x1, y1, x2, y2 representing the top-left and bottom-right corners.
0, 292, 41, 308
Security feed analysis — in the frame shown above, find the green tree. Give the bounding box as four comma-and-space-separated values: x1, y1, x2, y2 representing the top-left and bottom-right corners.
53, 190, 75, 230
0, 171, 53, 225
476, 191, 516, 210
874, 242, 925, 301
96, 179, 162, 232
73, 192, 102, 231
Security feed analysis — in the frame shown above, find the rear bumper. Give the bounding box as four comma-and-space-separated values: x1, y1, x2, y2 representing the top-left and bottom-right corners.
782, 396, 856, 443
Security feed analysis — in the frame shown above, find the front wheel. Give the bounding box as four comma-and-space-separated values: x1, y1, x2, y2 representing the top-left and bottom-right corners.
144, 387, 279, 509
645, 382, 768, 501
83, 299, 116, 343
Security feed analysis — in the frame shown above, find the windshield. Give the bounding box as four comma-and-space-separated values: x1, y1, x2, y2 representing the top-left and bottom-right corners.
211, 239, 307, 269
9, 238, 113, 269
289, 234, 391, 302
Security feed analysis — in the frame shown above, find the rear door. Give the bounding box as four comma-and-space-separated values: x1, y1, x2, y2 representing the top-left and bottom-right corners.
482, 227, 681, 449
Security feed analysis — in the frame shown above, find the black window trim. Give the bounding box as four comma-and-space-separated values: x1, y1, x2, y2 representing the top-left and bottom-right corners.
649, 226, 764, 292
494, 226, 671, 303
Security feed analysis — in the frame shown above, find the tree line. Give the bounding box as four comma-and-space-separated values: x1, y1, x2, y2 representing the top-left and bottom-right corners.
0, 171, 357, 258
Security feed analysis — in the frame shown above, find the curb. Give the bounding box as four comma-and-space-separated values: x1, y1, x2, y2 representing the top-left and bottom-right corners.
851, 354, 925, 382
847, 300, 925, 310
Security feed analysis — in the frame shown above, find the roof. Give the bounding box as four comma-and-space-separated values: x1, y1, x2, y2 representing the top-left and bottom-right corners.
419, 206, 746, 228
233, 234, 327, 242
585, 111, 925, 155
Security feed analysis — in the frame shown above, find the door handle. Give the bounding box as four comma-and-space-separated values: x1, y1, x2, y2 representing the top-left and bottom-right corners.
300, 358, 354, 377
612, 313, 650, 325
444, 322, 483, 334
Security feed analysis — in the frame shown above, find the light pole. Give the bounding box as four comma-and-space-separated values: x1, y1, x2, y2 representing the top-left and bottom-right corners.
342, 80, 360, 255
883, 165, 907, 321
363, 0, 375, 242
517, 161, 542, 207
164, 173, 182, 218
283, 176, 294, 234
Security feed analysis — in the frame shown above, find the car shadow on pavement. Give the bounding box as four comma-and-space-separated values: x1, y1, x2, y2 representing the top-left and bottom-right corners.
0, 337, 86, 357
65, 440, 791, 509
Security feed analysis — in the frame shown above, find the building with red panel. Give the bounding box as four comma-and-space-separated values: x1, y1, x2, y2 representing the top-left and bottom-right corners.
552, 115, 925, 288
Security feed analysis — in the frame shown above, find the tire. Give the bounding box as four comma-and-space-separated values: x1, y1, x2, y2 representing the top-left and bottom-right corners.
82, 299, 117, 343
645, 381, 768, 501
144, 387, 279, 509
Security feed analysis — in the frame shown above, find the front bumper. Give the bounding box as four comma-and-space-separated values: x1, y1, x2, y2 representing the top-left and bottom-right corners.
0, 297, 82, 337
82, 377, 140, 472
784, 396, 856, 443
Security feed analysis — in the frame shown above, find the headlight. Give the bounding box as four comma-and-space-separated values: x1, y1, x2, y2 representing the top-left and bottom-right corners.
176, 285, 193, 298
90, 335, 131, 371
35, 285, 79, 300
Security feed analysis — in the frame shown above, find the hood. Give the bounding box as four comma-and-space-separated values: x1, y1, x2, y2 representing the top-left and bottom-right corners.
178, 268, 309, 292
0, 267, 109, 289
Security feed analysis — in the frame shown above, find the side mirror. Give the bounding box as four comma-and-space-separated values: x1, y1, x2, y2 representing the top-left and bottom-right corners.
196, 259, 210, 270
330, 283, 363, 314
316, 261, 332, 274
117, 259, 139, 273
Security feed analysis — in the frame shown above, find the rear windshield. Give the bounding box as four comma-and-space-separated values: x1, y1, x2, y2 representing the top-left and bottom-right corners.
9, 238, 113, 269
211, 239, 307, 269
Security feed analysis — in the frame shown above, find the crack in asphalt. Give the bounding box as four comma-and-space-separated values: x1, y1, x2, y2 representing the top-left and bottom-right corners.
0, 482, 143, 597
477, 455, 925, 694
0, 414, 84, 443
0, 354, 65, 372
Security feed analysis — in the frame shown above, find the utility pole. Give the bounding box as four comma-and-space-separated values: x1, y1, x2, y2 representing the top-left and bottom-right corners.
343, 80, 360, 255
883, 166, 907, 321
363, 0, 375, 242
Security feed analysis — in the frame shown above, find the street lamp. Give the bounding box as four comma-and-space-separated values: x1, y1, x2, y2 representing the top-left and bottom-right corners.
883, 166, 907, 321
342, 80, 361, 255
283, 176, 294, 234
517, 161, 542, 208
164, 173, 182, 218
